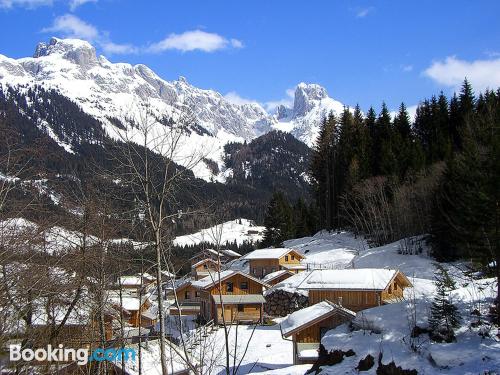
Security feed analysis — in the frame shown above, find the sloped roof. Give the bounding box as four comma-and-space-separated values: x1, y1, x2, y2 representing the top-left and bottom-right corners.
243, 248, 303, 260
212, 294, 266, 304
262, 270, 294, 283
222, 249, 241, 257
281, 300, 356, 337
297, 268, 410, 291
191, 258, 219, 268
192, 270, 270, 289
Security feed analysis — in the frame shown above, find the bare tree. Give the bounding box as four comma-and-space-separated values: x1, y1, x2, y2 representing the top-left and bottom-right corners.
108, 103, 207, 374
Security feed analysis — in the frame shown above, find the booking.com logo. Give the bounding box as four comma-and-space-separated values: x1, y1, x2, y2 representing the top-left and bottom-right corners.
9, 344, 136, 365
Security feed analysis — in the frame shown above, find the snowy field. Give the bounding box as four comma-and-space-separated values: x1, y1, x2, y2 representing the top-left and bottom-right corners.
173, 219, 265, 247
284, 231, 365, 269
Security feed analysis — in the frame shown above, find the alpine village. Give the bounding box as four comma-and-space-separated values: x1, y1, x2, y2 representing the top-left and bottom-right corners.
0, 2, 499, 375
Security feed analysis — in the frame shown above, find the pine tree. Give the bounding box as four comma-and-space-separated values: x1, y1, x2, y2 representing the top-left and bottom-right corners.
428, 264, 461, 342
377, 103, 397, 176
261, 191, 294, 247
310, 113, 338, 229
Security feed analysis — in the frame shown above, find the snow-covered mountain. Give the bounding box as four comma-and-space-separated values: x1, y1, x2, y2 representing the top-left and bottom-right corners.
0, 37, 344, 180
272, 83, 344, 146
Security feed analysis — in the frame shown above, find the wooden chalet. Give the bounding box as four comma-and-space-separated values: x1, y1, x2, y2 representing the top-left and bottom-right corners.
281, 301, 356, 364
107, 290, 157, 328
190, 248, 241, 265
243, 248, 306, 278
298, 268, 412, 312
262, 269, 295, 286
166, 278, 201, 316
191, 258, 220, 280
118, 273, 155, 291
192, 270, 270, 324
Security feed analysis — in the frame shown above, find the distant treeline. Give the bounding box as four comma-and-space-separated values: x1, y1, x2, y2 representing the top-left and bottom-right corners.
307, 79, 499, 265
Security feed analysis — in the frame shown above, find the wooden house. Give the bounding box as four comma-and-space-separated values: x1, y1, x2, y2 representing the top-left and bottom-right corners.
281, 301, 356, 364
118, 274, 155, 291
166, 278, 201, 316
298, 268, 412, 312
190, 248, 241, 266
262, 270, 295, 286
192, 270, 269, 324
243, 248, 306, 278
191, 258, 220, 280
107, 290, 157, 328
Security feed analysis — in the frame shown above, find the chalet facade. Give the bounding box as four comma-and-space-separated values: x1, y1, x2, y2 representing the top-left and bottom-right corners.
243, 248, 305, 278
192, 270, 269, 324
191, 258, 220, 280
298, 268, 412, 312
281, 301, 356, 364
166, 278, 201, 316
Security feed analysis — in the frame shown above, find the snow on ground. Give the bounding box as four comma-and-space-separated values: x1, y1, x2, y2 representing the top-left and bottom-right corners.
284, 231, 365, 269
353, 237, 436, 280
263, 232, 500, 374
319, 277, 499, 374
173, 218, 265, 247
0, 217, 148, 254
196, 324, 293, 375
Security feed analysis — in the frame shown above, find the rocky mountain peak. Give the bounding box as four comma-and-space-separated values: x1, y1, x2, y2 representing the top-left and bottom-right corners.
293, 82, 329, 117
33, 37, 97, 67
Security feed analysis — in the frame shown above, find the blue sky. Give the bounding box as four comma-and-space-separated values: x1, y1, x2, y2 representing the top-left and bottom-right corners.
1, 0, 500, 113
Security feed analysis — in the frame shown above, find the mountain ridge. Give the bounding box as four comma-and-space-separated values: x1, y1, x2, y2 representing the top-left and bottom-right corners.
0, 37, 344, 180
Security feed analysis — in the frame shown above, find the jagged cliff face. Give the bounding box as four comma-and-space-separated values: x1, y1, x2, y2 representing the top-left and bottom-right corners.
0, 37, 345, 180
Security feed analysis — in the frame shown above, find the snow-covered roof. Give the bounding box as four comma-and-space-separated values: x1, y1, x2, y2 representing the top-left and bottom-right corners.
192, 270, 269, 289
107, 290, 143, 311
119, 276, 143, 286
280, 301, 355, 337
243, 248, 302, 260
298, 268, 405, 291
222, 249, 242, 257
281, 264, 307, 270
262, 270, 293, 283
212, 294, 266, 304
191, 258, 218, 268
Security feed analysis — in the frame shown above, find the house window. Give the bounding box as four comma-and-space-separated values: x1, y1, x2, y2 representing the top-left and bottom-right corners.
240, 282, 248, 290
195, 291, 200, 298
262, 268, 266, 275
252, 268, 257, 275
226, 282, 234, 293
291, 255, 295, 260
237, 304, 244, 312
271, 267, 276, 273
184, 291, 190, 300
203, 264, 208, 269
285, 255, 289, 261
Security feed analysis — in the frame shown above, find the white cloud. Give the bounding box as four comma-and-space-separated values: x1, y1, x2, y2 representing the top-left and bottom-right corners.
0, 0, 95, 9
42, 14, 98, 40
0, 0, 52, 8
224, 91, 259, 106
148, 30, 243, 53
424, 56, 500, 92
100, 41, 138, 55
41, 19, 242, 56
264, 88, 295, 113
42, 14, 137, 55
389, 104, 418, 122
69, 0, 96, 11
356, 7, 374, 18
